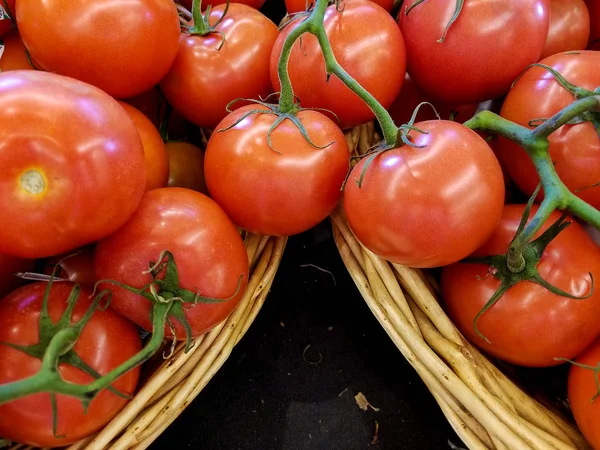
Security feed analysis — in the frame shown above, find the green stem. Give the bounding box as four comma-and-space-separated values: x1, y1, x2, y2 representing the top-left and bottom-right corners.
463, 111, 535, 147
532, 95, 600, 139
189, 0, 209, 34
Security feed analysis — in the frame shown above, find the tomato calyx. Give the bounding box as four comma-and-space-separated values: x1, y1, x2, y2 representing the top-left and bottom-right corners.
182, 0, 231, 50
555, 358, 600, 403
462, 194, 595, 343
404, 0, 464, 43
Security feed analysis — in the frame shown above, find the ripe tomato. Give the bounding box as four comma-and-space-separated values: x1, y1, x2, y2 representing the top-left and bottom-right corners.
0, 252, 35, 298
16, 0, 180, 98
441, 205, 600, 367
568, 337, 600, 449
118, 102, 169, 192
94, 187, 249, 339
160, 4, 278, 130
179, 0, 266, 11
270, 0, 406, 130
398, 0, 550, 104
0, 0, 15, 37
0, 70, 146, 259
0, 281, 142, 447
343, 120, 505, 268
586, 0, 600, 47
43, 246, 97, 287
165, 141, 209, 195
496, 51, 600, 209
205, 105, 349, 236
284, 0, 393, 13
0, 30, 34, 71
541, 0, 590, 59
387, 73, 478, 126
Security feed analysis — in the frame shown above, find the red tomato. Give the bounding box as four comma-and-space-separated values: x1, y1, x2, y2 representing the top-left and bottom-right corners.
285, 0, 393, 13
0, 0, 15, 37
0, 30, 34, 71
0, 282, 141, 447
94, 187, 249, 339
496, 51, 600, 209
541, 0, 590, 59
0, 252, 35, 298
160, 4, 278, 130
43, 246, 97, 287
387, 73, 478, 126
118, 102, 169, 192
16, 0, 180, 98
165, 141, 209, 195
398, 0, 550, 104
205, 105, 349, 236
179, 0, 266, 11
441, 205, 600, 367
270, 0, 406, 130
343, 120, 505, 268
568, 337, 600, 449
586, 0, 600, 47
0, 70, 146, 259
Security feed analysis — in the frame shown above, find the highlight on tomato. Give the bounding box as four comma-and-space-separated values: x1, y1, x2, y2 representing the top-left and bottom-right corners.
540, 0, 590, 59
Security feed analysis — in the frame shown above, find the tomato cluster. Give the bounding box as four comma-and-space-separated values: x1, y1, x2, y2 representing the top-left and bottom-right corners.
0, 0, 600, 447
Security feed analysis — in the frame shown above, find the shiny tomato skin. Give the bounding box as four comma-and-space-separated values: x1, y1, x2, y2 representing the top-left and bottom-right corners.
43, 246, 97, 287
541, 0, 590, 59
165, 141, 209, 195
399, 0, 550, 104
0, 30, 34, 71
118, 102, 169, 192
387, 73, 478, 125
15, 0, 180, 98
285, 0, 393, 13
568, 337, 600, 449
205, 105, 349, 236
441, 205, 600, 367
0, 70, 146, 259
160, 4, 278, 130
0, 252, 35, 298
270, 0, 406, 130
0, 281, 142, 447
343, 120, 505, 268
94, 187, 249, 339
496, 51, 600, 209
180, 0, 266, 10
0, 0, 15, 37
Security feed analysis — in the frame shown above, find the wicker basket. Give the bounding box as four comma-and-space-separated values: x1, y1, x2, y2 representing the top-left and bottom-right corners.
10, 233, 286, 450
331, 123, 591, 450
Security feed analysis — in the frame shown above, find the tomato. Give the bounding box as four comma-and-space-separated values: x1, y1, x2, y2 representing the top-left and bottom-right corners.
94, 187, 249, 339
343, 120, 505, 268
205, 105, 349, 236
398, 0, 550, 104
496, 51, 600, 209
586, 0, 600, 47
16, 0, 180, 98
284, 0, 393, 13
179, 0, 266, 11
568, 337, 600, 450
0, 253, 35, 298
43, 246, 97, 287
0, 30, 34, 71
387, 73, 478, 126
118, 102, 169, 192
441, 205, 600, 367
165, 141, 209, 195
160, 4, 278, 130
0, 281, 141, 447
0, 0, 15, 37
270, 0, 406, 130
541, 0, 590, 59
0, 70, 146, 259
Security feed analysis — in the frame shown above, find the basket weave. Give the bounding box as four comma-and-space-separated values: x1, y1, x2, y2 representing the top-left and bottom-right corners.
331, 122, 591, 450
11, 233, 286, 450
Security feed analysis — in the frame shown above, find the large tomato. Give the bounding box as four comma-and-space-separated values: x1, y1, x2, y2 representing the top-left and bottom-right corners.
205, 105, 349, 236
398, 0, 550, 104
0, 253, 35, 298
343, 120, 505, 268
441, 205, 600, 367
180, 0, 266, 11
0, 0, 15, 37
0, 70, 146, 259
270, 0, 406, 130
94, 187, 249, 339
118, 102, 169, 192
568, 337, 600, 449
15, 0, 180, 98
0, 30, 33, 71
496, 51, 600, 209
0, 282, 142, 447
540, 0, 590, 59
165, 141, 209, 195
160, 4, 278, 130
284, 0, 394, 13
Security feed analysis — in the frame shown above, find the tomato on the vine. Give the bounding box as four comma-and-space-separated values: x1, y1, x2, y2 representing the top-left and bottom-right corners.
94, 187, 250, 339
284, 0, 393, 13
270, 0, 406, 130
398, 0, 550, 104
0, 30, 34, 71
0, 0, 15, 37
0, 70, 146, 259
205, 105, 349, 236
165, 141, 209, 195
16, 0, 181, 98
496, 51, 600, 209
0, 281, 142, 448
540, 0, 590, 59
160, 3, 278, 130
441, 205, 600, 367
343, 120, 505, 268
